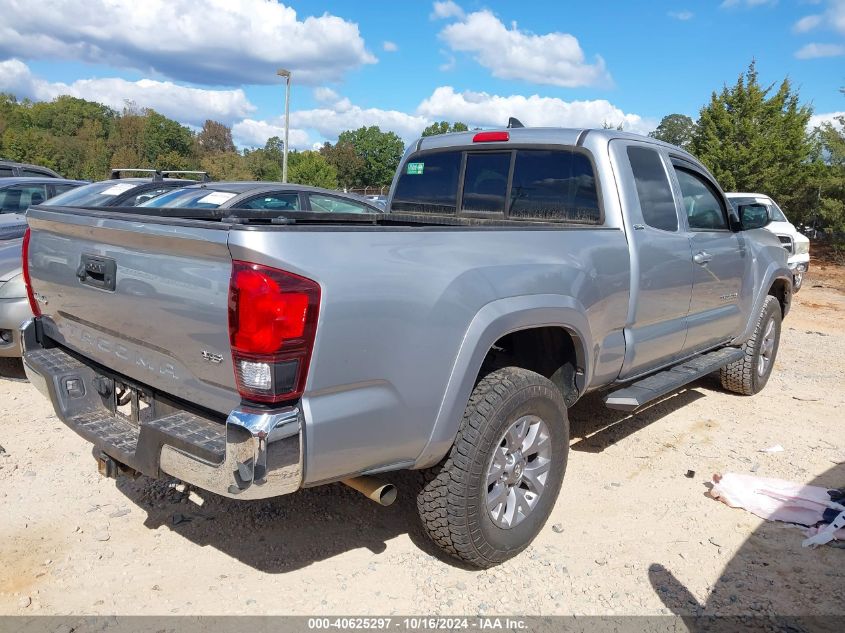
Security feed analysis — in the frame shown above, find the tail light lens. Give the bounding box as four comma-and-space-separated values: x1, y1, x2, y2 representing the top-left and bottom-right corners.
228, 261, 320, 403
473, 131, 509, 143
22, 227, 41, 317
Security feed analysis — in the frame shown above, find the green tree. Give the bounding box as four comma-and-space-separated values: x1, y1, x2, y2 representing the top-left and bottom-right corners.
200, 152, 251, 181
29, 96, 114, 138
815, 114, 845, 233
421, 121, 468, 137
690, 62, 815, 219
141, 110, 194, 165
319, 141, 365, 189
649, 114, 697, 149
288, 150, 338, 189
197, 119, 236, 154
336, 126, 404, 187
243, 136, 284, 181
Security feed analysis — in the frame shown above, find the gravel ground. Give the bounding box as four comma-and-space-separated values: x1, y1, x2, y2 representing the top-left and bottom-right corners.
1, 265, 843, 617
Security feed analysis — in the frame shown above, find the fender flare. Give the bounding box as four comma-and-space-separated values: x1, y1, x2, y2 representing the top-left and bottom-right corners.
412, 294, 593, 469
734, 261, 792, 345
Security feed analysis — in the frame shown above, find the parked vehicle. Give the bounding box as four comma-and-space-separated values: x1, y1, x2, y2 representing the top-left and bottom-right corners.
366, 194, 388, 210
20, 128, 792, 567
0, 214, 29, 356
0, 177, 87, 215
43, 170, 209, 209
0, 159, 62, 179
138, 182, 384, 213
726, 193, 810, 291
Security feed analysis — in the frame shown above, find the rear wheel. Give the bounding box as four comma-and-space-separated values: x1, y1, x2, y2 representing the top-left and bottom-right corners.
720, 295, 781, 395
417, 367, 569, 568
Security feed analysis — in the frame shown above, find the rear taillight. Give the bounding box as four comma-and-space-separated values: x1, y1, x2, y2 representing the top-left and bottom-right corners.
22, 227, 41, 317
228, 261, 320, 403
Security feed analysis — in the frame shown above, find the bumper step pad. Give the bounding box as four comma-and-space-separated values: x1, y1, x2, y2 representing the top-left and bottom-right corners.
23, 346, 225, 477
23, 335, 303, 499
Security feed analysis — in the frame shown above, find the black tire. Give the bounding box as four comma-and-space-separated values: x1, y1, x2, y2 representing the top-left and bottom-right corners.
416, 367, 569, 568
720, 295, 782, 395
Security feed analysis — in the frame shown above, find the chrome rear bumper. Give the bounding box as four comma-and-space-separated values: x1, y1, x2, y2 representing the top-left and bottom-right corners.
21, 318, 303, 499
159, 406, 302, 499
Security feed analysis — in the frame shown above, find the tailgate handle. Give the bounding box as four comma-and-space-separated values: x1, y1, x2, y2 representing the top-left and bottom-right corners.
77, 254, 117, 291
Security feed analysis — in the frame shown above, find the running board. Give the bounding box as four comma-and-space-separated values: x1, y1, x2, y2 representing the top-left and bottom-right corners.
604, 347, 745, 412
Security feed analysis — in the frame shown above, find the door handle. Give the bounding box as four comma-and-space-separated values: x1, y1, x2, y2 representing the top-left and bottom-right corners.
693, 251, 712, 265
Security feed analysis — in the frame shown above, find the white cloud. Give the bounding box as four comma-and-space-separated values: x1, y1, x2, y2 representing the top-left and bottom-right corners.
292, 106, 428, 142
314, 87, 340, 103
809, 111, 845, 129
431, 1, 465, 20
793, 0, 845, 35
0, 59, 255, 125
438, 9, 611, 88
0, 0, 377, 86
439, 53, 457, 72
795, 42, 845, 58
231, 119, 312, 149
792, 1, 845, 56
236, 85, 653, 149
668, 11, 695, 20
794, 14, 823, 32
418, 87, 654, 134
383, 41, 399, 52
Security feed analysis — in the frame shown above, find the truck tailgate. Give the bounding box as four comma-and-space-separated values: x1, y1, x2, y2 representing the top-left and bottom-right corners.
26, 207, 239, 415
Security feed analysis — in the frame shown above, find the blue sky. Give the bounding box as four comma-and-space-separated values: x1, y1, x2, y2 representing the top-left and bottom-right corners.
2, 0, 844, 148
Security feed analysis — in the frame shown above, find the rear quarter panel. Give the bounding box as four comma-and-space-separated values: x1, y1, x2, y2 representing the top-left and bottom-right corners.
229, 226, 630, 484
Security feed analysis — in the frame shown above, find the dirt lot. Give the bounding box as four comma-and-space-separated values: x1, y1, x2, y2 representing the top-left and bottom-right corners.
1, 266, 843, 617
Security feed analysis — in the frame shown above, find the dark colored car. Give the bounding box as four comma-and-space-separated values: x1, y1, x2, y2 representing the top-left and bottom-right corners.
0, 159, 63, 179
0, 177, 88, 214
43, 170, 210, 209
139, 181, 384, 213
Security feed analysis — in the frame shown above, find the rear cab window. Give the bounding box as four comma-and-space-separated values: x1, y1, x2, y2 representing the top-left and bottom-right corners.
391, 147, 602, 224
45, 181, 142, 207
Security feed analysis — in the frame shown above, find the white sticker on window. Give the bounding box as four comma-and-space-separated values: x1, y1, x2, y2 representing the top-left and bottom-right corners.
197, 191, 237, 205
99, 183, 137, 196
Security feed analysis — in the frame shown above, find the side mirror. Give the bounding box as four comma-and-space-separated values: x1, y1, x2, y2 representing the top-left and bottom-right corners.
738, 203, 770, 230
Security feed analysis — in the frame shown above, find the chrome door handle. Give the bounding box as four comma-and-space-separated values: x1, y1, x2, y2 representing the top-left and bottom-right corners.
693, 251, 712, 265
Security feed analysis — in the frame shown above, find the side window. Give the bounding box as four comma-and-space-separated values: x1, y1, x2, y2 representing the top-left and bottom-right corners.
392, 151, 462, 214
0, 167, 15, 177
22, 169, 51, 177
240, 193, 301, 211
462, 152, 511, 213
0, 184, 48, 213
674, 168, 728, 230
627, 146, 678, 232
308, 194, 366, 214
52, 184, 78, 196
509, 149, 600, 223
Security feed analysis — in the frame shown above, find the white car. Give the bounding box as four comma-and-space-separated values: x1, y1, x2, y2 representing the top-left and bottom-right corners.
727, 193, 810, 291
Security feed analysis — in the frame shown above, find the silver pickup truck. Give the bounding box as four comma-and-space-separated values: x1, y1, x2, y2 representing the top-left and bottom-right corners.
20, 128, 791, 567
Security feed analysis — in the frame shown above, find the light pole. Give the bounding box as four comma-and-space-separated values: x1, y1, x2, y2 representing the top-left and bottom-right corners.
277, 68, 291, 183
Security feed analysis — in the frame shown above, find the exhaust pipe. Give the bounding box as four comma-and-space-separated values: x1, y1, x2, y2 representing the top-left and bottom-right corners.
342, 475, 397, 506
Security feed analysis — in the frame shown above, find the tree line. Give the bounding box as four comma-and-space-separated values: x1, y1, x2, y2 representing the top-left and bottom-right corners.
650, 62, 844, 235
0, 93, 467, 191
1, 62, 843, 235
